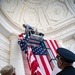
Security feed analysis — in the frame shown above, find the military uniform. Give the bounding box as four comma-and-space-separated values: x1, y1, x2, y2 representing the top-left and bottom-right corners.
56, 48, 75, 75
56, 66, 75, 75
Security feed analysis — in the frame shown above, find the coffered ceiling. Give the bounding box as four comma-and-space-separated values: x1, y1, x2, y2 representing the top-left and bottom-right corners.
0, 0, 75, 40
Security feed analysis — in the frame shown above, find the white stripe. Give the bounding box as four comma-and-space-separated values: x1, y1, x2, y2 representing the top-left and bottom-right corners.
27, 47, 32, 66
46, 40, 57, 67
30, 55, 35, 64
47, 40, 57, 57
35, 55, 46, 75
29, 48, 36, 64
51, 40, 58, 57
52, 40, 58, 49
43, 56, 52, 74
27, 47, 31, 59
34, 67, 43, 75
37, 67, 43, 75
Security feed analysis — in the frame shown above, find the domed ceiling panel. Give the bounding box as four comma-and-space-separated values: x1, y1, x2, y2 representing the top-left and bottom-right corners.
0, 0, 75, 34
65, 0, 75, 15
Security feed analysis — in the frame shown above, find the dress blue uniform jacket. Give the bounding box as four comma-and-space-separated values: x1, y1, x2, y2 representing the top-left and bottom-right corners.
56, 66, 75, 75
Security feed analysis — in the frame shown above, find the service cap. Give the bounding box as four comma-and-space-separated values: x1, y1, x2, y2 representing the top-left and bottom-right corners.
57, 47, 75, 63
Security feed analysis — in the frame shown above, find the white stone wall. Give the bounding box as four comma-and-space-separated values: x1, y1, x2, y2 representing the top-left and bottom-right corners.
0, 33, 25, 75
0, 33, 10, 69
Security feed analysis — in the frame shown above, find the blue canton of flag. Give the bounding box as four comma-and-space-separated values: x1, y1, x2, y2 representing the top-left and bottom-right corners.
29, 35, 47, 55
31, 44, 47, 55
18, 34, 28, 53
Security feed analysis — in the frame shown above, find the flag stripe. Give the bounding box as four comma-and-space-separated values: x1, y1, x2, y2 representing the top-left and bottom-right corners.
43, 56, 53, 74
28, 40, 40, 44
46, 40, 56, 70
30, 35, 42, 40
52, 40, 58, 51
50, 40, 57, 57
46, 40, 55, 59
28, 44, 39, 47
39, 56, 51, 75
27, 47, 43, 75
54, 40, 59, 48
44, 40, 54, 70
48, 40, 58, 67
26, 54, 31, 70
27, 47, 32, 70
46, 55, 54, 71
29, 38, 41, 42
35, 55, 46, 75
47, 40, 56, 58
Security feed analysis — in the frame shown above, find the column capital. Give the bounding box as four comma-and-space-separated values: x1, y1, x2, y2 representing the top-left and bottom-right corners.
9, 34, 18, 40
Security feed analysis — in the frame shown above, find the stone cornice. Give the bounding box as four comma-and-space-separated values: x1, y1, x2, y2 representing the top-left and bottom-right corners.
44, 22, 75, 41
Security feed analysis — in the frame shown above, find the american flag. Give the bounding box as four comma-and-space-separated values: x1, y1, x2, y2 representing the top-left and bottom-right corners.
18, 34, 59, 75
18, 33, 47, 55
33, 40, 58, 75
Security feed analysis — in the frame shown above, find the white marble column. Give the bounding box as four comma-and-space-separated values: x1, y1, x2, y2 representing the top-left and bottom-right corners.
9, 35, 25, 75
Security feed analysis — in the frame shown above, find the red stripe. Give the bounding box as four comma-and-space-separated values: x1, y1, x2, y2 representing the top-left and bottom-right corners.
46, 55, 53, 71
46, 40, 55, 58
45, 40, 54, 70
54, 40, 59, 54
39, 56, 51, 75
27, 56, 31, 70
26, 51, 31, 70
28, 44, 39, 47
54, 40, 59, 48
28, 47, 43, 75
50, 40, 57, 57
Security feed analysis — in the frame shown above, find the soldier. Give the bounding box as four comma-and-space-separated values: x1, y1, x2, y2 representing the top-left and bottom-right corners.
56, 47, 75, 75
0, 65, 16, 75
23, 24, 34, 36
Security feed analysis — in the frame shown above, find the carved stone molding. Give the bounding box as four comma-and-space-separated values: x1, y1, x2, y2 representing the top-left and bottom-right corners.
1, 0, 17, 12
46, 1, 67, 21
65, 0, 75, 15
0, 0, 75, 38
23, 9, 39, 27
23, 0, 50, 8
